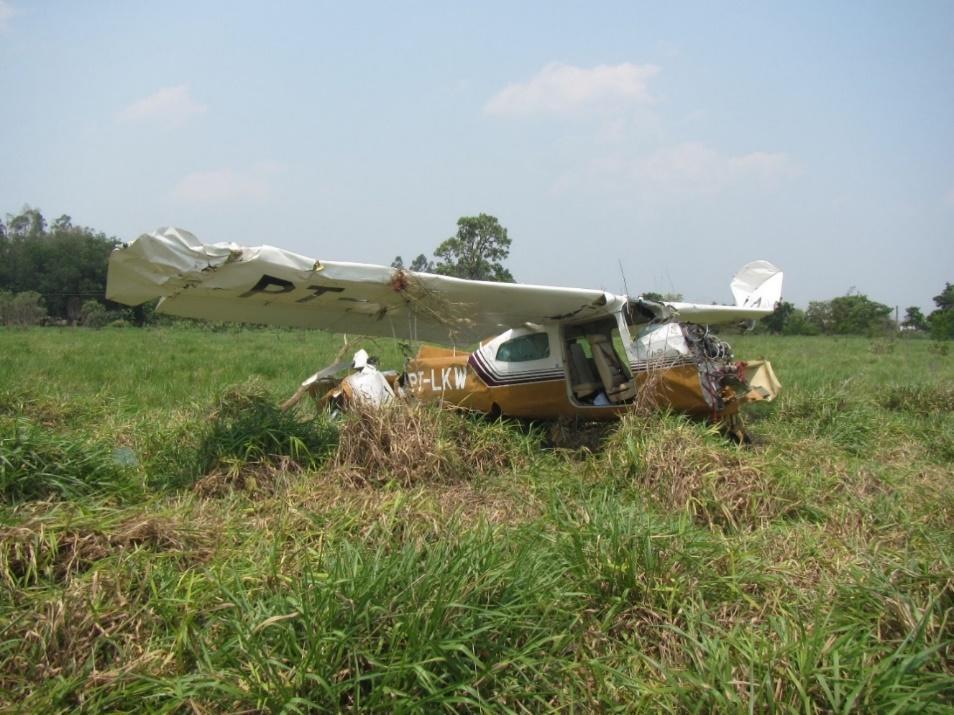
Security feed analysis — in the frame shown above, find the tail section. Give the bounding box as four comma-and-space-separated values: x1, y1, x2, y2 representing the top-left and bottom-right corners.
659, 260, 784, 324
730, 260, 783, 310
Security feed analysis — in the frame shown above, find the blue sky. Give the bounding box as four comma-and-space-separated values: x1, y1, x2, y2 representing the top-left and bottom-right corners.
1, 1, 952, 311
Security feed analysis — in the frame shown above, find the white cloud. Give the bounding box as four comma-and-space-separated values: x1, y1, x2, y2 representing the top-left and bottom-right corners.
728, 151, 796, 179
638, 143, 795, 194
638, 142, 723, 193
551, 142, 796, 199
117, 85, 207, 127
172, 163, 283, 204
484, 62, 659, 118
0, 1, 16, 30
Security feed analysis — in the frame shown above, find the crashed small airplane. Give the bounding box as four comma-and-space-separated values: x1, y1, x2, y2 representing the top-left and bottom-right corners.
106, 228, 783, 435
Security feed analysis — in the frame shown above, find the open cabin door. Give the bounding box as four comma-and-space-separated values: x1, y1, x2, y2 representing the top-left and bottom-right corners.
562, 316, 637, 406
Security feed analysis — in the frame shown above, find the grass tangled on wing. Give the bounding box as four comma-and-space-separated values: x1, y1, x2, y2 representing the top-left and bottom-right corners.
604, 411, 795, 530
0, 419, 138, 504
333, 402, 526, 487
145, 382, 338, 493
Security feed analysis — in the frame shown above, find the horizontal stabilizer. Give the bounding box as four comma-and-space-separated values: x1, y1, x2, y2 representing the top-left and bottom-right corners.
663, 260, 783, 324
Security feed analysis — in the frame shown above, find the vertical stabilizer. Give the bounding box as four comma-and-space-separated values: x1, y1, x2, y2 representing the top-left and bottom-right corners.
730, 261, 783, 309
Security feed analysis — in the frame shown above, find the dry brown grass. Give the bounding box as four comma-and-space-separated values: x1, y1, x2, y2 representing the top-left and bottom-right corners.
193, 455, 302, 497
0, 511, 209, 587
331, 402, 522, 487
604, 413, 795, 530
0, 500, 230, 700
544, 369, 673, 455
0, 569, 167, 689
286, 478, 541, 539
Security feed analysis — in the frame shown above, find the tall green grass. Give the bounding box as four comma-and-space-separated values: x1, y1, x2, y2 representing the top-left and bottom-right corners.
143, 382, 338, 491
0, 418, 139, 503
0, 327, 951, 711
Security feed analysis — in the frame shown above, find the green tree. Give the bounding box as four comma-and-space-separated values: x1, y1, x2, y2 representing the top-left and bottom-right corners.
760, 301, 817, 335
12, 292, 47, 325
929, 310, 954, 340
391, 254, 434, 272
6, 206, 46, 238
928, 282, 954, 340
409, 254, 433, 272
932, 283, 954, 311
642, 291, 683, 302
762, 300, 795, 334
902, 306, 927, 331
0, 207, 120, 321
80, 299, 110, 328
0, 290, 47, 326
806, 293, 892, 335
782, 309, 818, 336
52, 214, 73, 232
433, 214, 514, 282
805, 301, 833, 333
0, 291, 10, 324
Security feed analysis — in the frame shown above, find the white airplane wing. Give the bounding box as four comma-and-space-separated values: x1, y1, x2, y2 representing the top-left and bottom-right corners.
106, 228, 620, 345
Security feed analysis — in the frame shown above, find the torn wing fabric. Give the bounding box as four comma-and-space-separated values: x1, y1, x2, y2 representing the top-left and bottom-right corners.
106, 228, 618, 345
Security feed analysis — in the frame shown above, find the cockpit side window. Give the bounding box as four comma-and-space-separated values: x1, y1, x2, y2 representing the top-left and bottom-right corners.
495, 332, 550, 362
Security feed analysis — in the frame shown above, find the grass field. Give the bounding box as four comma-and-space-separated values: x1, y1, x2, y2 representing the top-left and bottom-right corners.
1, 326, 952, 712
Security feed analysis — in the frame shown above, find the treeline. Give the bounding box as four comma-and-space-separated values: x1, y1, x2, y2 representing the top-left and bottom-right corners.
0, 206, 141, 326
760, 289, 954, 340
1, 206, 952, 338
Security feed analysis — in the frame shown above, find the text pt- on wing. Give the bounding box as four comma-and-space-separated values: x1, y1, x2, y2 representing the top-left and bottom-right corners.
106, 227, 622, 345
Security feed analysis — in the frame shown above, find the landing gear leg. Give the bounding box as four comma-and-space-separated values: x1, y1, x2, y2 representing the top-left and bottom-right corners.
722, 413, 751, 445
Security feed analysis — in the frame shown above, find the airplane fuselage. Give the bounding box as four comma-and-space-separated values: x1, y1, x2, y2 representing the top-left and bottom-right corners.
403, 311, 779, 423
